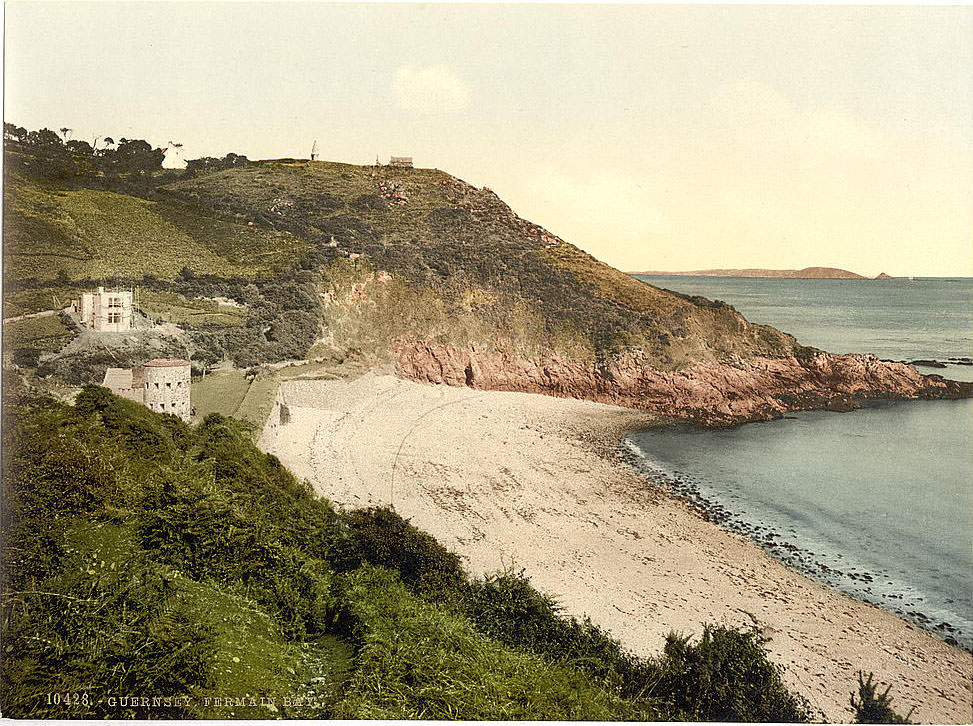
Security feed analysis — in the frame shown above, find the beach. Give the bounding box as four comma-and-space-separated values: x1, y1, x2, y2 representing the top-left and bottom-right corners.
259, 372, 973, 723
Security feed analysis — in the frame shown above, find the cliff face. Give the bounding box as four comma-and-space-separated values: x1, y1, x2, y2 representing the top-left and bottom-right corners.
394, 341, 971, 426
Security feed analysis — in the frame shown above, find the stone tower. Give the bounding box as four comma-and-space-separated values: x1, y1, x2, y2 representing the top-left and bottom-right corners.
136, 358, 191, 419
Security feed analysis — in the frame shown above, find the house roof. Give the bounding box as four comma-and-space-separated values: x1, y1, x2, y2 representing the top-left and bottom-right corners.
103, 367, 134, 389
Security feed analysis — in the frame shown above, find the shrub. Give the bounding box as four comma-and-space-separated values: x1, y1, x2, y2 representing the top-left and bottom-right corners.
334, 566, 657, 720
461, 568, 656, 696
1, 532, 217, 718
851, 671, 914, 723
654, 625, 813, 722
337, 506, 465, 594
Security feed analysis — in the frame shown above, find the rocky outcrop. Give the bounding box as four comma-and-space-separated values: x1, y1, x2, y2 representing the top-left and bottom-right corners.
393, 341, 972, 427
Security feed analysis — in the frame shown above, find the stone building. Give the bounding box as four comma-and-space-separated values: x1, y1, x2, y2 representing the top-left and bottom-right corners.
73, 287, 134, 332
102, 358, 192, 421
389, 156, 413, 168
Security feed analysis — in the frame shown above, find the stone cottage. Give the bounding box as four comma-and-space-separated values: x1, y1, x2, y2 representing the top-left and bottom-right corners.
102, 358, 192, 421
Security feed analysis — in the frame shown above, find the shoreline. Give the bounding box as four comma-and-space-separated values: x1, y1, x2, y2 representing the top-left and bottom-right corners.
258, 373, 973, 723
618, 434, 971, 652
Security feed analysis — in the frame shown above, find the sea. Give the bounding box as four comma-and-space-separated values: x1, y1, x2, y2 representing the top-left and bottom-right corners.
624, 275, 973, 648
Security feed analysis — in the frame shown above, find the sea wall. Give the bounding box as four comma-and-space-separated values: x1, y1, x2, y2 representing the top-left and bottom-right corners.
393, 340, 972, 426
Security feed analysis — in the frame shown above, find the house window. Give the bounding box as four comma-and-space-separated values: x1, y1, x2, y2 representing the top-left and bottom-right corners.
160, 403, 165, 410
145, 382, 149, 389
108, 297, 122, 308
107, 312, 121, 324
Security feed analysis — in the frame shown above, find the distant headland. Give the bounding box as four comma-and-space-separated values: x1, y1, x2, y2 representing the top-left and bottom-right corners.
632, 266, 893, 280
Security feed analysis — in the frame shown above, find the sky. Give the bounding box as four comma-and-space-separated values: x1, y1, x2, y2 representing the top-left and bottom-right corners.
4, 2, 972, 277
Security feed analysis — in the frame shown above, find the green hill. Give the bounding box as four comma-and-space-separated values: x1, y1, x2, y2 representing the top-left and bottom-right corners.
5, 154, 804, 378
161, 160, 802, 369
3, 172, 310, 283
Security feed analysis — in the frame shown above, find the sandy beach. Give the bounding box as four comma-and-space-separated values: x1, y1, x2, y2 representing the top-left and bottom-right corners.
259, 373, 972, 723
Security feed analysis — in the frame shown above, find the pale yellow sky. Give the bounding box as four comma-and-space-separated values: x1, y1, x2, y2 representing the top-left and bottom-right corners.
5, 3, 972, 276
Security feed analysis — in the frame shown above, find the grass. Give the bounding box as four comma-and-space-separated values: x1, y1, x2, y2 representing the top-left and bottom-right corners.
60, 521, 350, 718
138, 289, 247, 327
3, 173, 312, 282
2, 286, 80, 318
3, 314, 74, 353
233, 375, 281, 430
190, 370, 280, 433
191, 370, 251, 418
335, 567, 656, 720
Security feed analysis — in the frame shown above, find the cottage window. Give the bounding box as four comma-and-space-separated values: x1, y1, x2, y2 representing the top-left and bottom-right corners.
166, 382, 172, 389
160, 403, 165, 410
108, 297, 122, 308
107, 312, 121, 324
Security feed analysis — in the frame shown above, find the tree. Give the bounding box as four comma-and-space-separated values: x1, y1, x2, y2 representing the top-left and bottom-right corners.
111, 138, 165, 177
851, 672, 913, 724
66, 140, 94, 156
4, 122, 27, 144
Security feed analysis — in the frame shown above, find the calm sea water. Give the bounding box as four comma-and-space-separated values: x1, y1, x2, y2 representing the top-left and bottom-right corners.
625, 276, 973, 647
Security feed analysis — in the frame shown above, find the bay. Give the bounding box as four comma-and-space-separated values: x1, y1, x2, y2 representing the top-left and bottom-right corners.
625, 275, 973, 647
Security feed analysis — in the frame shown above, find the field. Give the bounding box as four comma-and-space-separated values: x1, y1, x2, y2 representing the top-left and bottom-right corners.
190, 370, 251, 418
191, 369, 280, 431
3, 174, 312, 282
3, 314, 75, 353
137, 289, 247, 327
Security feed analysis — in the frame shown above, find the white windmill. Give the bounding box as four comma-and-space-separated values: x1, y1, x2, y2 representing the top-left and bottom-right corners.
162, 140, 187, 170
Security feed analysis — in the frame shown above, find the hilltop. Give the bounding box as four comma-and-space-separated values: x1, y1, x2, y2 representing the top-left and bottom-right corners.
633, 267, 869, 279
4, 140, 968, 424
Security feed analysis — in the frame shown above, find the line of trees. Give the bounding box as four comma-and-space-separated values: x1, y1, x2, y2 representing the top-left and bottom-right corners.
3, 123, 251, 189
4, 123, 165, 184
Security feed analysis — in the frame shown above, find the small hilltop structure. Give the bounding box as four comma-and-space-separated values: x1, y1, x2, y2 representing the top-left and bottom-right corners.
310, 140, 319, 161
389, 156, 414, 168
162, 141, 187, 170
102, 358, 192, 421
70, 286, 135, 332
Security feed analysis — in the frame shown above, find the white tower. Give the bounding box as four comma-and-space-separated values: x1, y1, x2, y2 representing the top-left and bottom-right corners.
162, 141, 187, 170
310, 140, 319, 161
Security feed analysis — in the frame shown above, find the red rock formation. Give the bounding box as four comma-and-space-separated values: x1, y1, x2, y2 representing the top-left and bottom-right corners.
393, 340, 972, 427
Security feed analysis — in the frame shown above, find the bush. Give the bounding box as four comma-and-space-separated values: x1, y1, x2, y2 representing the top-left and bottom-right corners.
654, 625, 813, 722
337, 506, 466, 595
334, 566, 657, 720
851, 671, 913, 723
1, 531, 217, 718
461, 568, 655, 696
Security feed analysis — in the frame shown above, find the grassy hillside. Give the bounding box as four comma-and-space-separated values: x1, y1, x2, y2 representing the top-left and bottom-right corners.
4, 151, 809, 395
1, 388, 816, 720
3, 171, 311, 283
163, 160, 804, 369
